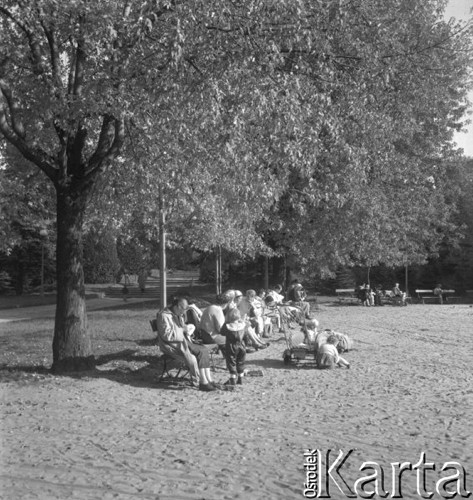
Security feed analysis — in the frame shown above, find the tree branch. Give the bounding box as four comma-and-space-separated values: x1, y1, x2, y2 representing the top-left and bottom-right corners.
0, 6, 45, 75
85, 116, 125, 181
0, 104, 57, 182
0, 84, 26, 139
88, 115, 116, 169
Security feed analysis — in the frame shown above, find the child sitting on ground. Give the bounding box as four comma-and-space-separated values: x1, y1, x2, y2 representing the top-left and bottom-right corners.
220, 308, 247, 386
316, 334, 350, 369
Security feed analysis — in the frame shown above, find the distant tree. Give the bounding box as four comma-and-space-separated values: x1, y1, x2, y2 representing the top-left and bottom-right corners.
0, 145, 56, 294
1, 1, 273, 371
82, 227, 120, 284
255, 1, 473, 276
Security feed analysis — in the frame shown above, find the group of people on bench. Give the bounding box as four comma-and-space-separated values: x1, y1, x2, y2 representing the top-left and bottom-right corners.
155, 280, 312, 392
357, 282, 407, 306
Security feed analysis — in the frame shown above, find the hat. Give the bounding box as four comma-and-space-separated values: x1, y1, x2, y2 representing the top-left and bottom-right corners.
234, 290, 243, 298
295, 284, 303, 290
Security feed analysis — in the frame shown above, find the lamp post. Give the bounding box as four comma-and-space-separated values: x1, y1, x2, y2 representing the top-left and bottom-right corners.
405, 260, 408, 298
39, 228, 48, 297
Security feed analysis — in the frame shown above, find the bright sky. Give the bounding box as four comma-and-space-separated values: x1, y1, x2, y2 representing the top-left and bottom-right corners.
444, 0, 473, 156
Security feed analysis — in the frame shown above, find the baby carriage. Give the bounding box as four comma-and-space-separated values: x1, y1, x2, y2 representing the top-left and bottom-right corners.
282, 325, 316, 365
282, 325, 352, 365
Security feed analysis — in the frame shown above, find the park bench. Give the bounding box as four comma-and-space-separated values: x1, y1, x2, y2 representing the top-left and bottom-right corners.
335, 289, 359, 305
415, 289, 458, 304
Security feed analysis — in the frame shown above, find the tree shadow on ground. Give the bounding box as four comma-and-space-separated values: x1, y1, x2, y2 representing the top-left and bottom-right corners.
0, 347, 196, 391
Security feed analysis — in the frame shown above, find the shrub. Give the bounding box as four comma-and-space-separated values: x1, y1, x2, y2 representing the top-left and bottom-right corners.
0, 271, 12, 294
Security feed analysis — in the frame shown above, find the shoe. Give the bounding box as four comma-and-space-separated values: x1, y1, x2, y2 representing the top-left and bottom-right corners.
224, 378, 236, 386
256, 343, 269, 350
199, 383, 217, 392
237, 376, 243, 385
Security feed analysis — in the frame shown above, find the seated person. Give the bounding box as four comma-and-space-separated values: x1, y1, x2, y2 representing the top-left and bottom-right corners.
184, 296, 203, 328
373, 285, 384, 306
264, 295, 282, 331
291, 282, 311, 320
316, 334, 350, 370
256, 288, 267, 301
222, 289, 243, 321
237, 289, 253, 319
246, 289, 264, 335
286, 279, 300, 301
198, 293, 229, 351
232, 289, 269, 350
156, 296, 219, 391
254, 289, 272, 337
266, 284, 303, 331
392, 283, 406, 305
268, 284, 285, 304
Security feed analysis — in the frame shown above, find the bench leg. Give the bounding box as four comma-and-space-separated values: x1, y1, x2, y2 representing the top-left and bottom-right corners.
158, 355, 190, 382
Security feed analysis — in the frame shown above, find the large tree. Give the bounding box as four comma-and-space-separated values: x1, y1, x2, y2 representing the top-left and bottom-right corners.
0, 0, 237, 371
0, 0, 291, 371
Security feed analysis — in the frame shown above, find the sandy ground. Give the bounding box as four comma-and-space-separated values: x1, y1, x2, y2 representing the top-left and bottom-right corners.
1, 300, 472, 500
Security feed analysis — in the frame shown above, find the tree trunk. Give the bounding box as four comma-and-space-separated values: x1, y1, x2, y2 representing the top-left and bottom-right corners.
52, 187, 94, 373
216, 245, 222, 295
263, 255, 269, 290
159, 186, 167, 309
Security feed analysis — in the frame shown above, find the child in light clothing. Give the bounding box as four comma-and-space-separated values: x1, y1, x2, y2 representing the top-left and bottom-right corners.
303, 318, 319, 345
316, 334, 350, 369
221, 308, 247, 386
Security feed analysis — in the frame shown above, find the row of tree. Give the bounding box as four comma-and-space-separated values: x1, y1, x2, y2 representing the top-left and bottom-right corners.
1, 0, 472, 371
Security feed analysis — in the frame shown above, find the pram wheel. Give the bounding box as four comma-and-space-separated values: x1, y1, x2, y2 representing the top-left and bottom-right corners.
283, 353, 292, 365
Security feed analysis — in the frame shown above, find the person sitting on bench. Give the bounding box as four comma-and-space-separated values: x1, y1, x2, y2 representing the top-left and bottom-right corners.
392, 283, 406, 305
287, 280, 311, 320
199, 293, 230, 352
